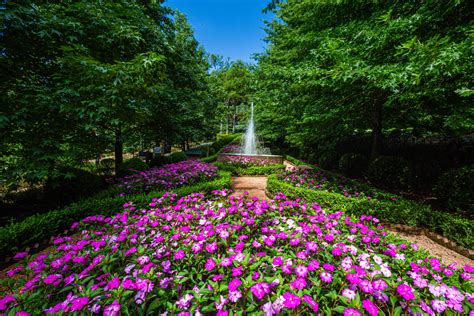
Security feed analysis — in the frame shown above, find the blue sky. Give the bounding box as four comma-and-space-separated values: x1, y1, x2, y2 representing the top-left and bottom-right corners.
165, 0, 272, 63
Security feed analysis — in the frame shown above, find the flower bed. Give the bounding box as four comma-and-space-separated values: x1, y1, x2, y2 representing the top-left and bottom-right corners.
115, 160, 219, 195
280, 169, 397, 201
1, 191, 473, 315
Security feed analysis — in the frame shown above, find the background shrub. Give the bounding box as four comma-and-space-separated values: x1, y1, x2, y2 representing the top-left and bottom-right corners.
434, 165, 473, 215
98, 158, 115, 176
338, 153, 368, 178
318, 151, 339, 170
167, 151, 188, 163
44, 167, 103, 204
118, 157, 148, 176
368, 156, 411, 190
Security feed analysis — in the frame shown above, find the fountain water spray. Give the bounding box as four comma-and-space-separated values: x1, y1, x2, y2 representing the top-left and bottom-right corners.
242, 102, 257, 155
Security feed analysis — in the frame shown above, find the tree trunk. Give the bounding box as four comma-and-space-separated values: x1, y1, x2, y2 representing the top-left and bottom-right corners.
371, 96, 383, 160
160, 140, 166, 156
114, 126, 123, 175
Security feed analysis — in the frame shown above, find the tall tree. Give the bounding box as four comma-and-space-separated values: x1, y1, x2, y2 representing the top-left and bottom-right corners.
257, 0, 473, 158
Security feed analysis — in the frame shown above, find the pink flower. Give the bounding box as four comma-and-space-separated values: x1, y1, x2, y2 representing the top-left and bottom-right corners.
431, 300, 447, 313
205, 258, 216, 271
290, 277, 307, 290
302, 295, 318, 312
228, 279, 242, 292
0, 295, 16, 310
397, 284, 415, 300
70, 297, 89, 312
228, 291, 242, 303
320, 272, 333, 283
103, 300, 120, 316
272, 256, 283, 266
372, 279, 388, 291
342, 289, 356, 300
106, 277, 121, 291
250, 283, 270, 300
295, 265, 308, 278
282, 292, 300, 309
344, 308, 362, 316
14, 252, 28, 260
174, 250, 185, 260
362, 299, 378, 316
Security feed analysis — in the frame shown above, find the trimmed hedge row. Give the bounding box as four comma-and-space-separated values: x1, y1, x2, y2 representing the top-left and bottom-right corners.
214, 162, 285, 176
285, 155, 311, 166
0, 171, 232, 260
267, 174, 474, 249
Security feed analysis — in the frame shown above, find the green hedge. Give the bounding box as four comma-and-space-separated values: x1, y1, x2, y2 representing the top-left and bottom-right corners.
0, 171, 232, 260
285, 155, 311, 167
214, 162, 285, 175
267, 174, 473, 249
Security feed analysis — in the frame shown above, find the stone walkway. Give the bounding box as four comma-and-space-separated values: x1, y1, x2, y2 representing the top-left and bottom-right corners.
231, 176, 268, 200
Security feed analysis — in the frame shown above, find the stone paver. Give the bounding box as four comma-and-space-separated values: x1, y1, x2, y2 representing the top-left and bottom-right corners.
231, 176, 268, 200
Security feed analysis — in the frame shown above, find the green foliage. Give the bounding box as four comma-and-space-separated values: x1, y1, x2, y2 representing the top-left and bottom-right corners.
338, 153, 368, 178
118, 158, 148, 176
285, 155, 311, 166
214, 162, 285, 176
148, 152, 188, 168
200, 134, 241, 163
256, 0, 474, 158
98, 158, 116, 175
0, 171, 232, 259
1, 1, 216, 186
267, 174, 474, 249
318, 151, 340, 170
168, 152, 188, 164
368, 156, 412, 190
44, 167, 103, 205
434, 165, 474, 214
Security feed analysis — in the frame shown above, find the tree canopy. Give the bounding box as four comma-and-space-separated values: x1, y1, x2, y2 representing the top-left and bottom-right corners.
1, 0, 215, 186
256, 0, 473, 157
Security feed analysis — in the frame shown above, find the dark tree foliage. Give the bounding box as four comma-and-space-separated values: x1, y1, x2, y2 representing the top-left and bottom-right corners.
256, 0, 473, 158
1, 0, 215, 186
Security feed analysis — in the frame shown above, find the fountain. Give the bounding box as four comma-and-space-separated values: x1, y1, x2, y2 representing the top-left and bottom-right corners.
217, 102, 284, 164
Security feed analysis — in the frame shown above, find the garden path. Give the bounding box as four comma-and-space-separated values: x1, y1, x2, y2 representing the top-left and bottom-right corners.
231, 176, 268, 200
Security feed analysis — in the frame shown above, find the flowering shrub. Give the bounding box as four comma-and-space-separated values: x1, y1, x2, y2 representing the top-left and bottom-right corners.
223, 155, 274, 166
280, 169, 397, 201
1, 191, 473, 315
114, 160, 218, 195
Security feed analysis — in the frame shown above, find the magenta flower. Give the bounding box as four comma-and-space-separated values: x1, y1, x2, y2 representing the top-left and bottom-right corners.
344, 308, 362, 316
362, 299, 378, 316
228, 278, 242, 292
205, 258, 216, 271
282, 292, 301, 309
397, 284, 415, 300
250, 283, 270, 300
431, 300, 447, 313
174, 250, 185, 260
14, 252, 28, 260
290, 277, 307, 290
103, 300, 120, 316
0, 295, 16, 310
302, 295, 318, 312
70, 297, 89, 312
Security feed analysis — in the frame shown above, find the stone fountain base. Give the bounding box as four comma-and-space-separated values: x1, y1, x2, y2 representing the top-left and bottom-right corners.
217, 153, 284, 164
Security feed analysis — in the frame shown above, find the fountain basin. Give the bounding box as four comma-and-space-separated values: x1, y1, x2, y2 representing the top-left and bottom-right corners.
217, 153, 284, 164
